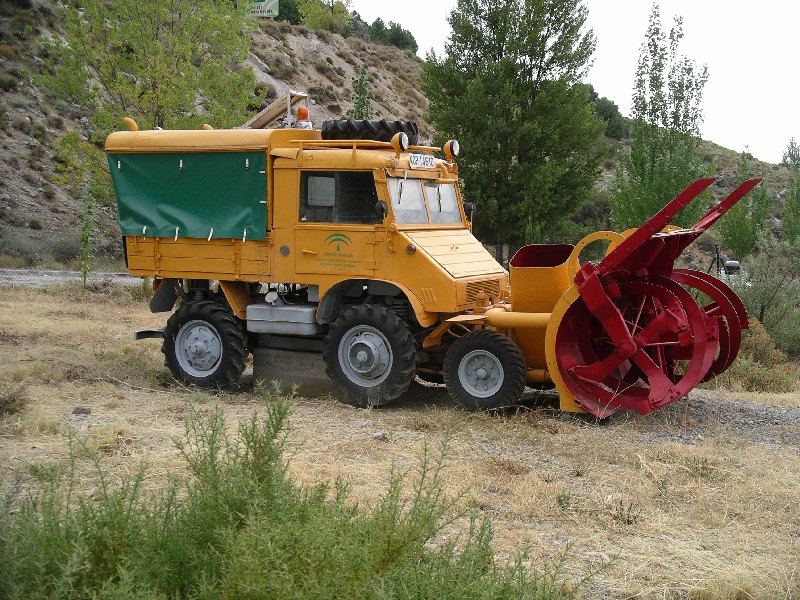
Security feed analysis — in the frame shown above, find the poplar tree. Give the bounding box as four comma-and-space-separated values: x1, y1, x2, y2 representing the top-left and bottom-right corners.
610, 5, 711, 229
782, 138, 800, 244
422, 0, 604, 245
347, 67, 372, 119
782, 138, 800, 169
718, 152, 771, 259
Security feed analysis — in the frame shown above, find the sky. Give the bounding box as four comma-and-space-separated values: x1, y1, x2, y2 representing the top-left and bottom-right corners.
348, 0, 800, 164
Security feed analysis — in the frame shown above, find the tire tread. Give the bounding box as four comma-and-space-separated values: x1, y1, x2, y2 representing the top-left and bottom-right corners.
321, 119, 419, 145
443, 330, 526, 411
322, 304, 417, 408
162, 301, 247, 388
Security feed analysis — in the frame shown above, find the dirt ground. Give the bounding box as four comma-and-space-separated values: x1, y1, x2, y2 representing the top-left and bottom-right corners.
1, 283, 799, 599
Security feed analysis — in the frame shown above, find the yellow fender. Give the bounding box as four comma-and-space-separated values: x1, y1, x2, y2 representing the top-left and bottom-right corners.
547, 229, 628, 414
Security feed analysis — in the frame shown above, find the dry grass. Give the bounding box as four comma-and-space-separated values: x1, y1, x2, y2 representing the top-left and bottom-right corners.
1, 284, 799, 599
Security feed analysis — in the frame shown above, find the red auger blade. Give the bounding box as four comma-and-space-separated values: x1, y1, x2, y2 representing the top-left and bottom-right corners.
672, 269, 749, 379
598, 178, 715, 275
673, 178, 762, 255
693, 178, 762, 233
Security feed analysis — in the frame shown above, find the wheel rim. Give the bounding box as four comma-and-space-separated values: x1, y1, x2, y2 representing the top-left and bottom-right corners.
175, 320, 222, 377
338, 325, 393, 388
457, 350, 504, 398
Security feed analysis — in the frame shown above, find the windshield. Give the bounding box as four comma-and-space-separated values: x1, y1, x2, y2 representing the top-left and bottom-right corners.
424, 181, 461, 224
387, 177, 463, 225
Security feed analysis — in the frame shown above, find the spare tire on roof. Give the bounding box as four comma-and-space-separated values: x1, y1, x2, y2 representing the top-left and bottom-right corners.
321, 119, 419, 146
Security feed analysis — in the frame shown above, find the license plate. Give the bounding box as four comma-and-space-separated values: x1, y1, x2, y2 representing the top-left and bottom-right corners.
409, 153, 436, 169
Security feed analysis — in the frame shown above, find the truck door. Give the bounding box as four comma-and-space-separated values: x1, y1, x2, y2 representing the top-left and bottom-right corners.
295, 170, 380, 276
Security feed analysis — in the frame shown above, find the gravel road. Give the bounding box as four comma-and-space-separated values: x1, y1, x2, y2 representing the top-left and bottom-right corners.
635, 391, 800, 447
404, 379, 800, 448
0, 268, 140, 287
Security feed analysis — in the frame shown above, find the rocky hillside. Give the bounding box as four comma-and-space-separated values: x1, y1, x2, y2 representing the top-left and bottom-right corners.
247, 20, 431, 136
0, 3, 430, 268
0, 1, 793, 268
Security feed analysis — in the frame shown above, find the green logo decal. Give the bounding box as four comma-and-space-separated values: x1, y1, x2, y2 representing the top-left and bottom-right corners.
325, 233, 352, 252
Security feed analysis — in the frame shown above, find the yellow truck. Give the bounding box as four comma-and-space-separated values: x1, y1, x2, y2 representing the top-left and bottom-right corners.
107, 118, 509, 408
107, 118, 757, 418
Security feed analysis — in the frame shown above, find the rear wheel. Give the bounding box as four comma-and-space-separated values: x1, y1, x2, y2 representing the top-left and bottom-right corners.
323, 304, 418, 408
443, 330, 527, 411
162, 301, 247, 387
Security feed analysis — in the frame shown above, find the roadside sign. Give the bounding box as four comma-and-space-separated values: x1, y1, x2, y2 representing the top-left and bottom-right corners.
251, 0, 278, 17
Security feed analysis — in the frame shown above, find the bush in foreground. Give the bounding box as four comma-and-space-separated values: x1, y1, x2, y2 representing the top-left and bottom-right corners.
0, 391, 582, 599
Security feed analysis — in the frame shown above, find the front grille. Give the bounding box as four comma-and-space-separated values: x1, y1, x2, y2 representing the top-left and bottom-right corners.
465, 279, 501, 304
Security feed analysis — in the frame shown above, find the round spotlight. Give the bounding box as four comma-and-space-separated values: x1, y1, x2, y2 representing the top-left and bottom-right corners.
444, 139, 460, 162
391, 132, 410, 154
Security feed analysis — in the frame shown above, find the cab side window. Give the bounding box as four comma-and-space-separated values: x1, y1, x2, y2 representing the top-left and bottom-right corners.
299, 171, 381, 224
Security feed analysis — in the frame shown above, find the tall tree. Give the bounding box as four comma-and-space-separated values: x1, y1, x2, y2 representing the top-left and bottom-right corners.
346, 67, 372, 119
367, 19, 417, 52
421, 0, 604, 245
783, 137, 800, 244
593, 95, 628, 140
299, 0, 352, 36
278, 0, 302, 24
782, 137, 800, 170
718, 152, 771, 259
609, 5, 711, 229
41, 0, 256, 135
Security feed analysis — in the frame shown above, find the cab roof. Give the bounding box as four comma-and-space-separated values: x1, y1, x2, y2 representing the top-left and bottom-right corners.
104, 127, 321, 153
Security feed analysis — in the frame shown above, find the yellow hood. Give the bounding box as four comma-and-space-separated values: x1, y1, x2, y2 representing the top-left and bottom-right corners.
404, 230, 506, 278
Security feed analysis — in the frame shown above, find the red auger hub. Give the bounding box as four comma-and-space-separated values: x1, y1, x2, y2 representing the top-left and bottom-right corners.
550, 178, 760, 418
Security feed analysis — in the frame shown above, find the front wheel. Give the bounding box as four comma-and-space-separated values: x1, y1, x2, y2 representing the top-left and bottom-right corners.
323, 304, 417, 408
443, 330, 527, 411
162, 301, 247, 387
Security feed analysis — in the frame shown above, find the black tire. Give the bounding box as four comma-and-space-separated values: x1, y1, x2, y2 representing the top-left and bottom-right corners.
323, 304, 418, 408
162, 301, 247, 387
443, 330, 527, 411
321, 119, 419, 145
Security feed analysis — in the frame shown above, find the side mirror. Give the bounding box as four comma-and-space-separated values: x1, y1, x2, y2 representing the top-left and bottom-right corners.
463, 202, 476, 221
374, 200, 388, 221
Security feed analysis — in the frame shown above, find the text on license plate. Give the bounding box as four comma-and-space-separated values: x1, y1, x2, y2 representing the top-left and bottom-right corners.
409, 153, 436, 169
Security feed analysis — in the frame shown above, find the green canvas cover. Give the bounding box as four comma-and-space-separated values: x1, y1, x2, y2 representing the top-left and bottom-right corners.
108, 151, 268, 241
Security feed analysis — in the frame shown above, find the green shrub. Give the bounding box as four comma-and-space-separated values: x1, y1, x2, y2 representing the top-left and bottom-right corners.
31, 120, 49, 143
43, 233, 81, 263
308, 84, 336, 103
0, 227, 42, 265
10, 115, 29, 134
0, 383, 27, 416
0, 392, 586, 599
712, 320, 799, 393
0, 72, 18, 91
268, 57, 297, 80
314, 59, 334, 77
0, 44, 20, 60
